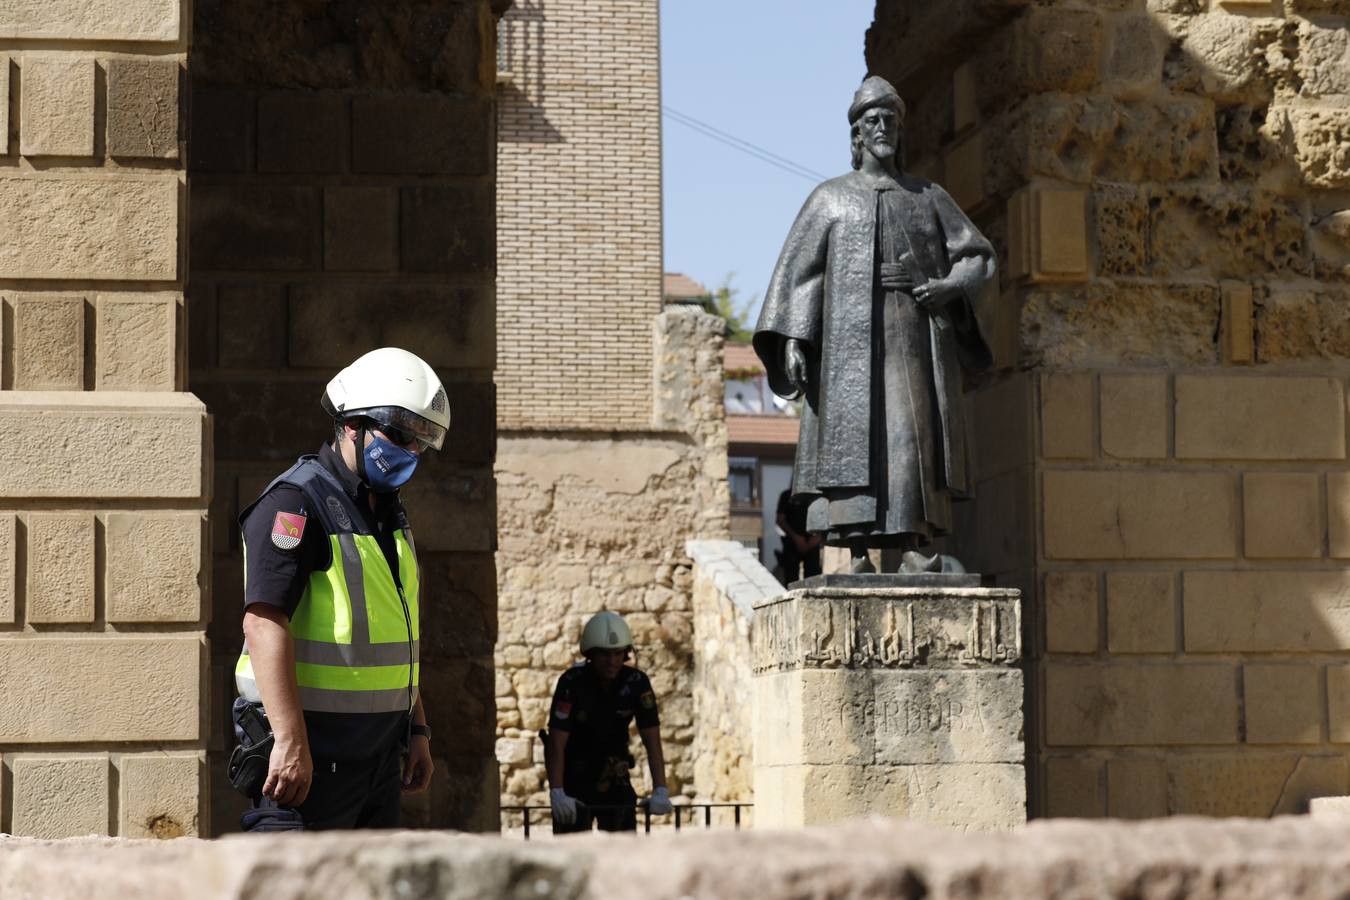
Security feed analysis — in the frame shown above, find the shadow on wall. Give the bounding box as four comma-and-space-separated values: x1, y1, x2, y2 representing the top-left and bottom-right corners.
866, 0, 1350, 820
498, 0, 564, 144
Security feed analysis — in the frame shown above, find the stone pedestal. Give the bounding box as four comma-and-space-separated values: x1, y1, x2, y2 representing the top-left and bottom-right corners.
752, 581, 1025, 830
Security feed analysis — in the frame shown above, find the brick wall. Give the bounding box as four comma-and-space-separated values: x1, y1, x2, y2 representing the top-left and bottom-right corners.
869, 0, 1350, 816
496, 0, 662, 430
186, 0, 504, 833
0, 0, 209, 838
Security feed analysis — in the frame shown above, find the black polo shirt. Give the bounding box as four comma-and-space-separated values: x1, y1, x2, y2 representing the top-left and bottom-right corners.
548, 663, 659, 795
240, 443, 411, 761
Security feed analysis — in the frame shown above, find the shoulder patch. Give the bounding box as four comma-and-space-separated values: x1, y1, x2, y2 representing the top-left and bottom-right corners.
640, 691, 656, 710
271, 511, 307, 550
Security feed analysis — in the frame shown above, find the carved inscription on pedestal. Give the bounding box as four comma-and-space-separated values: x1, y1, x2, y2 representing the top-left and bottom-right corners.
871, 670, 1024, 765
752, 588, 1022, 674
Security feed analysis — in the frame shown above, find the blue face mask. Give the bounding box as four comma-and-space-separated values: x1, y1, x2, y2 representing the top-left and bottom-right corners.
363, 434, 419, 492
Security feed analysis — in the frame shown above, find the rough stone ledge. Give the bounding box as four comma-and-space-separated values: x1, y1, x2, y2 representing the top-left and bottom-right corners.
687, 538, 782, 617
9, 818, 1350, 899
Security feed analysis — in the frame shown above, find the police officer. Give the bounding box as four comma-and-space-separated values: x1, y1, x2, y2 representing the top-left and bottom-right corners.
232, 347, 450, 831
546, 611, 673, 833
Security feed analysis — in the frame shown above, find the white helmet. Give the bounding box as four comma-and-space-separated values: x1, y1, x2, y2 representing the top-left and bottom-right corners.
580, 611, 633, 655
321, 348, 450, 451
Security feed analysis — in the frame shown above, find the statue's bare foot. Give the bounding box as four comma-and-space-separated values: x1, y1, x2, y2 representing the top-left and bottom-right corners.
849, 550, 876, 574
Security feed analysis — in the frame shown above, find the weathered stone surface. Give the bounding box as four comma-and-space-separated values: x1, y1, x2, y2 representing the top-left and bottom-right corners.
0, 0, 178, 40
106, 59, 179, 159
105, 512, 202, 623
0, 637, 199, 741
398, 468, 495, 553
1107, 757, 1167, 819
0, 393, 205, 498
1100, 373, 1168, 460
16, 817, 1350, 897
26, 513, 95, 624
288, 283, 493, 370
400, 184, 494, 273
1150, 187, 1309, 278
1243, 472, 1321, 559
942, 131, 986, 210
1184, 571, 1350, 651
13, 294, 85, 390
353, 96, 491, 174
1175, 375, 1345, 459
1328, 665, 1350, 741
95, 293, 180, 390
1043, 471, 1236, 559
1007, 188, 1089, 283
1298, 20, 1350, 98
1168, 753, 1347, 817
1103, 14, 1166, 96
1258, 286, 1350, 361
1021, 283, 1219, 368
187, 91, 251, 173
257, 92, 347, 173
119, 754, 201, 838
1045, 663, 1237, 745
1093, 182, 1148, 277
11, 756, 108, 838
1245, 664, 1321, 744
215, 284, 286, 369
0, 514, 13, 623
1044, 571, 1098, 655
190, 185, 319, 272
1312, 211, 1350, 281
0, 176, 178, 280
0, 57, 9, 154
20, 56, 95, 157
1045, 756, 1102, 817
192, 0, 489, 92
872, 670, 1023, 765
1039, 373, 1093, 459
324, 187, 397, 272
753, 587, 1022, 674
1106, 572, 1175, 654
1290, 109, 1350, 189
1178, 13, 1277, 102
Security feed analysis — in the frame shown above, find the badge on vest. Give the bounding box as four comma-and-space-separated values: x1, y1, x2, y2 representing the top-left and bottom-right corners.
271, 511, 307, 550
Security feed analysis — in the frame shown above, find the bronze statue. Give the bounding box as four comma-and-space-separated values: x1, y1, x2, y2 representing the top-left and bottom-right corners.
753, 75, 997, 575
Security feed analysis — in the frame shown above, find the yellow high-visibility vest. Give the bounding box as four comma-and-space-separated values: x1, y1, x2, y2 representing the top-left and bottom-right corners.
235, 457, 419, 716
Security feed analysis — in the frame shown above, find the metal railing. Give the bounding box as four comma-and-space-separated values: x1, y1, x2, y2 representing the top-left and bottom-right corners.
502, 802, 753, 840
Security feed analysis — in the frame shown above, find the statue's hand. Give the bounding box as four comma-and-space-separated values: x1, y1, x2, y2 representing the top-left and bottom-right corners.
912, 277, 962, 311
784, 339, 808, 394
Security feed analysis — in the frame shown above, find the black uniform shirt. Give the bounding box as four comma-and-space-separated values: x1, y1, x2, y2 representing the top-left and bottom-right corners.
240, 443, 411, 761
548, 664, 659, 794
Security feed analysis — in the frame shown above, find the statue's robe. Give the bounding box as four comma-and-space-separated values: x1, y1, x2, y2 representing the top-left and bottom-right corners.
752, 169, 997, 546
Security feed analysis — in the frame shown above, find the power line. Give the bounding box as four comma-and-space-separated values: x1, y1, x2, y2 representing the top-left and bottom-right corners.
662, 105, 829, 183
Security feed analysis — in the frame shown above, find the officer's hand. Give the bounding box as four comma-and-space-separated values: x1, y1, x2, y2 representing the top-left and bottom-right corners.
402, 735, 434, 794
912, 277, 962, 311
784, 339, 808, 395
550, 787, 579, 825
646, 786, 672, 816
263, 737, 313, 807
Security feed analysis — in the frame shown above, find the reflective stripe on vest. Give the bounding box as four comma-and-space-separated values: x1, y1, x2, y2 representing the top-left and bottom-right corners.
235, 463, 419, 717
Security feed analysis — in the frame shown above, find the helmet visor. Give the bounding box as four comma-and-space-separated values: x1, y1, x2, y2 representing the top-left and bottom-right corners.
356, 405, 447, 452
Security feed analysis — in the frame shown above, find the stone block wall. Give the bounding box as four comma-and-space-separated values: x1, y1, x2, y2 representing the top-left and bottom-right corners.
0, 0, 209, 838
687, 540, 781, 810
869, 0, 1350, 817
494, 307, 730, 826
496, 0, 662, 430
186, 0, 506, 833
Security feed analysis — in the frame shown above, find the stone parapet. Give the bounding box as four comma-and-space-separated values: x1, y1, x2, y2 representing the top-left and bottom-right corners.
753, 584, 1025, 829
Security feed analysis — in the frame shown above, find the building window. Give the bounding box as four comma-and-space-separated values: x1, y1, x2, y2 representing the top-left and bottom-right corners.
729, 457, 757, 508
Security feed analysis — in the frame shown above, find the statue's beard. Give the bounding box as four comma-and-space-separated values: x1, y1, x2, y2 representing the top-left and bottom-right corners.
866, 138, 897, 161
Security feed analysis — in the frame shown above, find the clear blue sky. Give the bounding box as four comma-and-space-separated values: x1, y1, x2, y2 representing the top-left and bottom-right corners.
660, 0, 876, 320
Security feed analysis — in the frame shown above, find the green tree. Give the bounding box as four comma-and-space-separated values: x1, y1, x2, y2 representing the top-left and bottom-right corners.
712, 274, 758, 343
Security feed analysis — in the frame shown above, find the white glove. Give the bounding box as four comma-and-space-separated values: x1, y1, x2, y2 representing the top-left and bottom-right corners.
647, 786, 672, 816
550, 787, 578, 825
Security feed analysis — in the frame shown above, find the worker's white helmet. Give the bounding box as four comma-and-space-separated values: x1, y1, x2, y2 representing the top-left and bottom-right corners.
321, 347, 450, 451
580, 611, 633, 655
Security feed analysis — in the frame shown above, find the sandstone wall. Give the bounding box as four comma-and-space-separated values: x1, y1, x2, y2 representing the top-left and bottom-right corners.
187, 0, 506, 833
495, 0, 662, 430
687, 540, 780, 809
0, 0, 210, 838
869, 1, 1350, 817
494, 307, 729, 826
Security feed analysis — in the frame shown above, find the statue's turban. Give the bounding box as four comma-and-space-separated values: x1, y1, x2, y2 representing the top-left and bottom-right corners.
848, 75, 906, 125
